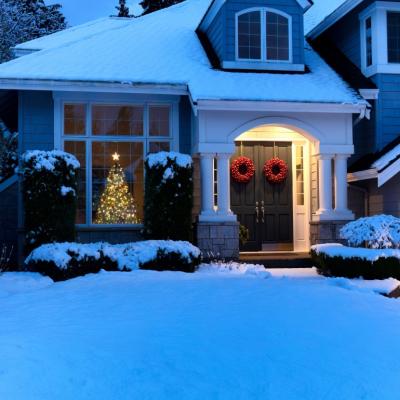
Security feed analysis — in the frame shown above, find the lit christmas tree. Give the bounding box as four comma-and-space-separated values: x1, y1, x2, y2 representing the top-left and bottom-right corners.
95, 153, 140, 224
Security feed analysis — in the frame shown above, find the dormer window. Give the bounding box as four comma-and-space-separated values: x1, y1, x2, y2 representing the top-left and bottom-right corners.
236, 8, 292, 63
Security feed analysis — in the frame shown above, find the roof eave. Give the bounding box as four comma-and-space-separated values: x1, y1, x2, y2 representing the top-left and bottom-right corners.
195, 99, 367, 114
0, 78, 188, 95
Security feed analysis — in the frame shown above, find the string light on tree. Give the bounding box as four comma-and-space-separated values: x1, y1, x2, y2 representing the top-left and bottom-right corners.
95, 152, 140, 224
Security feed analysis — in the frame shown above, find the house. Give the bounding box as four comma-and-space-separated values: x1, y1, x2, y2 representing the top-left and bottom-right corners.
0, 0, 388, 260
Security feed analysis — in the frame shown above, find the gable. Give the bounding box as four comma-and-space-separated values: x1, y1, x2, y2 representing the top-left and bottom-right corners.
200, 0, 313, 31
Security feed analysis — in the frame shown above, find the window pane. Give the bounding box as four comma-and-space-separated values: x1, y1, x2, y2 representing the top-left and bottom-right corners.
238, 11, 261, 60
149, 105, 171, 137
365, 17, 373, 67
266, 12, 289, 61
388, 12, 400, 63
92, 105, 144, 136
64, 141, 86, 224
295, 145, 304, 206
64, 104, 86, 135
149, 141, 171, 153
92, 142, 144, 224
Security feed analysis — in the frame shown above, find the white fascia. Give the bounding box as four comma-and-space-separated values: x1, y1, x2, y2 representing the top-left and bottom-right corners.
347, 159, 400, 187
347, 168, 378, 183
360, 2, 400, 78
359, 88, 379, 100
195, 99, 368, 115
0, 79, 188, 96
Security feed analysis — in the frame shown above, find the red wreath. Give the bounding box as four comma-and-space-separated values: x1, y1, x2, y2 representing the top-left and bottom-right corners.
264, 157, 289, 184
231, 156, 255, 183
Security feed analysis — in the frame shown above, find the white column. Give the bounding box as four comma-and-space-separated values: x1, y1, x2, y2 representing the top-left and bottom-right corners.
199, 153, 216, 221
316, 154, 334, 219
217, 153, 235, 220
334, 154, 354, 219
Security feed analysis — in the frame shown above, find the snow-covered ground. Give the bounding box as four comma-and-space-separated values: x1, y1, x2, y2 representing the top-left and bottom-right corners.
0, 267, 399, 399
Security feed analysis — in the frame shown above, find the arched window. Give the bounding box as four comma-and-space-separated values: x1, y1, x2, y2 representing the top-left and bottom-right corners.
236, 8, 291, 63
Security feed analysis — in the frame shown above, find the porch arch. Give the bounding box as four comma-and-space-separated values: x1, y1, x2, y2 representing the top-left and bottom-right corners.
227, 116, 325, 144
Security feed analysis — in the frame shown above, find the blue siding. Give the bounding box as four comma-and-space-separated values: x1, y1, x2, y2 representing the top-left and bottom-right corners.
206, 0, 305, 65
372, 74, 400, 150
206, 7, 226, 61
179, 96, 193, 154
18, 91, 54, 154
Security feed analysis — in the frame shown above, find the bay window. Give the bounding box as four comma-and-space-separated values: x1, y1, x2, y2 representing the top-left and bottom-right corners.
360, 2, 400, 76
62, 102, 173, 226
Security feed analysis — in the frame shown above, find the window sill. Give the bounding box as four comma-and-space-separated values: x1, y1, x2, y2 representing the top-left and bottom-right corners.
76, 224, 143, 231
222, 61, 305, 72
362, 62, 400, 77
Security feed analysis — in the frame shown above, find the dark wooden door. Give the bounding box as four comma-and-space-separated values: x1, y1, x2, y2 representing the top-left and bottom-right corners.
231, 142, 293, 252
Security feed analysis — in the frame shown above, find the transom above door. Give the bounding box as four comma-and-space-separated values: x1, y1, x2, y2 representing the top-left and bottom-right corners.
231, 141, 293, 252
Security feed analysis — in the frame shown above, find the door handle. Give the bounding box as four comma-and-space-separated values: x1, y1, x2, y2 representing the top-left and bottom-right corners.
255, 201, 259, 223
261, 200, 265, 223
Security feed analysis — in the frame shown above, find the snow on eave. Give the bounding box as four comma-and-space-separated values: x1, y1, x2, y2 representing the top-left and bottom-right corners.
305, 0, 363, 38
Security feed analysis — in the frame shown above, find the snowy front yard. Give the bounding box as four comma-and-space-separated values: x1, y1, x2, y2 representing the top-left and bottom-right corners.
0, 267, 400, 399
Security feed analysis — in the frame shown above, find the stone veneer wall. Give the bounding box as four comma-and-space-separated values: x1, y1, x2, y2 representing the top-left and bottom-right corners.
196, 221, 239, 260
310, 221, 348, 245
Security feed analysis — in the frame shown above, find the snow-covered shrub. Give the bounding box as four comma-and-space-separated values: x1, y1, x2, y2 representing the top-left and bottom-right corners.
131, 241, 201, 273
311, 244, 400, 280
144, 152, 193, 241
25, 243, 120, 281
0, 120, 18, 183
340, 215, 400, 249
25, 241, 202, 280
21, 150, 80, 253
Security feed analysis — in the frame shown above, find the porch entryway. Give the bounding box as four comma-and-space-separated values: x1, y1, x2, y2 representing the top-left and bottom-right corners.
231, 141, 293, 252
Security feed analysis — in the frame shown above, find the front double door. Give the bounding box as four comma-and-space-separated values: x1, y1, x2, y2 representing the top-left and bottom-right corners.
231, 142, 293, 252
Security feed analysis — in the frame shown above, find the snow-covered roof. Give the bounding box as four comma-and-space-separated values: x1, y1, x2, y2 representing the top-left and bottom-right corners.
304, 0, 362, 37
13, 17, 133, 55
373, 145, 400, 172
0, 0, 364, 106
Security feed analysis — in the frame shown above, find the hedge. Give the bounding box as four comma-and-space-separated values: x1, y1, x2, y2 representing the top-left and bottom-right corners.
311, 245, 400, 280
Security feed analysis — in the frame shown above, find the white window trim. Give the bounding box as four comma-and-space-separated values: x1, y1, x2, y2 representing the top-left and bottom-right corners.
360, 1, 400, 77
53, 92, 180, 228
235, 7, 293, 65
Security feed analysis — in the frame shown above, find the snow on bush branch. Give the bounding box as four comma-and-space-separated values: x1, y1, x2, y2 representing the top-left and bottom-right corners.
21, 150, 80, 253
340, 215, 400, 249
144, 152, 193, 241
25, 241, 202, 280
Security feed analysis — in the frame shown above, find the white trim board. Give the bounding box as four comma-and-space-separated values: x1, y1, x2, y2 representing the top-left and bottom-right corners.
0, 79, 188, 95
195, 100, 367, 115
347, 160, 400, 188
